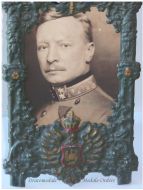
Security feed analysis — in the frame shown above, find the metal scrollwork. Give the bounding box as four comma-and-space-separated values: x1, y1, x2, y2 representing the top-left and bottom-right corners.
2, 2, 142, 187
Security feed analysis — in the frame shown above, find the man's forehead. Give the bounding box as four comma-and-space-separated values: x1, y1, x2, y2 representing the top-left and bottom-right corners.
37, 16, 84, 33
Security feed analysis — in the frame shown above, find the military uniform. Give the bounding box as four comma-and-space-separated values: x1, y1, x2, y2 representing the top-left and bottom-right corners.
36, 75, 114, 127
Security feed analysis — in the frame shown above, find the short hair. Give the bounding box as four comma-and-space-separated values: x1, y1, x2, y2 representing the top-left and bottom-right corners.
38, 8, 93, 42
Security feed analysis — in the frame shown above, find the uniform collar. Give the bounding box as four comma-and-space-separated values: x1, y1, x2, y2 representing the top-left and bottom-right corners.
51, 74, 97, 101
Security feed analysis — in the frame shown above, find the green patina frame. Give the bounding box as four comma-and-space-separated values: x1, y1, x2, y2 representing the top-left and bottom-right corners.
2, 2, 142, 187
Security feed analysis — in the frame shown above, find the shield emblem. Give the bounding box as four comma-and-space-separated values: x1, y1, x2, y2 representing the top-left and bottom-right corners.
61, 144, 82, 167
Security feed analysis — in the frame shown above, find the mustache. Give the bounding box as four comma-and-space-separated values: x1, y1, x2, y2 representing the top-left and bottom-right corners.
45, 66, 66, 73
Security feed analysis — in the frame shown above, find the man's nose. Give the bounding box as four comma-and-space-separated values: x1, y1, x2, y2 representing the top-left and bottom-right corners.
46, 45, 59, 64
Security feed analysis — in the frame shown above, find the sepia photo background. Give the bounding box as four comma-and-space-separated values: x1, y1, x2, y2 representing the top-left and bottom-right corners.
24, 7, 120, 114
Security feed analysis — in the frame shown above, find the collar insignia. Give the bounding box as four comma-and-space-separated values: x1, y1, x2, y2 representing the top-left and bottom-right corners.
52, 75, 96, 101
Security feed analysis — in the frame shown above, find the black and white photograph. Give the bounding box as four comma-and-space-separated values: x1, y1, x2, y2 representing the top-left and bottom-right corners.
24, 7, 120, 126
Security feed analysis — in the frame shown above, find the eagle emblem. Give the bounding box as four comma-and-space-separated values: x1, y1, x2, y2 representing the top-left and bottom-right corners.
36, 106, 106, 185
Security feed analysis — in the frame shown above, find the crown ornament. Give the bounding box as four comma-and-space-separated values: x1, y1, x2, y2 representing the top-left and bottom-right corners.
58, 106, 81, 133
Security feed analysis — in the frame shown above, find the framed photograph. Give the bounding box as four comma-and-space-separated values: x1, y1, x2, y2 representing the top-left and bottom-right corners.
2, 2, 142, 188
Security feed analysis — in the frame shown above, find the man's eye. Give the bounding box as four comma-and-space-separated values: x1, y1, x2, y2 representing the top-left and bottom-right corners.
38, 46, 48, 51
60, 43, 71, 48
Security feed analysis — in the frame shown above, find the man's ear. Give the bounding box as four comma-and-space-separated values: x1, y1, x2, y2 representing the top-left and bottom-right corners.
85, 42, 95, 63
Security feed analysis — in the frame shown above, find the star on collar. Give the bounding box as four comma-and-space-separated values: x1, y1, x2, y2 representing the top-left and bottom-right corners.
59, 93, 66, 100
57, 88, 64, 94
57, 87, 66, 99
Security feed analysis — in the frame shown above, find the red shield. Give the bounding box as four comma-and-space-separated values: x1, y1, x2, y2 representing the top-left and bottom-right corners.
61, 144, 82, 167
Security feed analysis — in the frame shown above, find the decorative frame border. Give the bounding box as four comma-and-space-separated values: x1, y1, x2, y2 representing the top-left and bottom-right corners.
2, 2, 142, 187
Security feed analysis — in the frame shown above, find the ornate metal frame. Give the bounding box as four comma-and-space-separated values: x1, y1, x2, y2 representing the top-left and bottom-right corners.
2, 2, 142, 187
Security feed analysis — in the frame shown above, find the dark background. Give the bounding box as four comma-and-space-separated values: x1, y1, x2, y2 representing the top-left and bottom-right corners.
24, 7, 120, 114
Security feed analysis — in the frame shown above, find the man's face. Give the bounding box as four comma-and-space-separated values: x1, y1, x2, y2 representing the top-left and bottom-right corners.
36, 16, 95, 84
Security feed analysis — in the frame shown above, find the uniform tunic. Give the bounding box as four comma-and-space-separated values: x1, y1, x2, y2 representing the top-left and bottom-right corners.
36, 75, 114, 126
